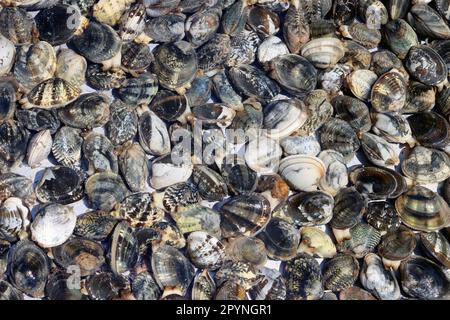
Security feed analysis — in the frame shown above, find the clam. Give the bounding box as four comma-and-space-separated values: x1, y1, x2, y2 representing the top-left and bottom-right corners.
0, 280, 23, 300
35, 3, 83, 46
117, 143, 148, 192
341, 40, 372, 70
212, 70, 243, 109
387, 0, 409, 19
257, 36, 290, 70
151, 245, 195, 298
431, 40, 450, 75
263, 99, 308, 139
323, 254, 360, 292
185, 6, 221, 47
93, 0, 134, 26
437, 86, 450, 116
35, 166, 84, 204
27, 129, 52, 168
396, 186, 450, 232
337, 222, 382, 258
115, 72, 159, 106
0, 35, 15, 77
10, 240, 49, 298
371, 50, 408, 78
138, 111, 170, 157
408, 111, 450, 149
283, 253, 323, 300
249, 267, 286, 300
278, 155, 326, 192
371, 70, 407, 113
405, 45, 448, 86
0, 173, 35, 208
221, 0, 249, 36
358, 0, 388, 28
283, 0, 310, 53
0, 7, 35, 45
197, 34, 231, 76
400, 256, 450, 299
14, 41, 56, 92
191, 165, 228, 202
228, 64, 280, 100
58, 93, 110, 130
121, 41, 154, 76
86, 63, 126, 90
0, 197, 29, 242
340, 22, 381, 49
248, 5, 280, 37
74, 211, 118, 241
382, 19, 419, 59
320, 118, 361, 163
346, 69, 378, 101
110, 221, 139, 275
226, 30, 261, 67
421, 232, 450, 268
331, 187, 367, 242
280, 136, 321, 157
85, 272, 128, 300
221, 159, 258, 195
187, 231, 226, 270
149, 90, 190, 123
298, 226, 337, 259
119, 3, 147, 42
378, 226, 417, 270
185, 76, 212, 108
144, 0, 181, 17
360, 253, 401, 300
297, 89, 334, 135
333, 0, 357, 26
153, 182, 200, 213
244, 136, 282, 174
115, 193, 164, 228
332, 95, 371, 135
401, 146, 450, 183
0, 77, 18, 122
404, 81, 436, 114
257, 218, 300, 261
132, 272, 161, 300
229, 99, 263, 137
360, 133, 399, 168
268, 54, 317, 98
22, 78, 81, 110
52, 238, 105, 276
145, 14, 186, 43
149, 154, 193, 190
46, 270, 84, 300
52, 126, 83, 167
215, 260, 259, 290
365, 201, 401, 234
55, 49, 87, 88
151, 221, 186, 249
152, 41, 198, 94
339, 287, 377, 300
191, 270, 216, 300
226, 236, 267, 268
31, 203, 76, 248
214, 281, 248, 300
318, 150, 348, 196
83, 132, 118, 174
0, 120, 30, 173
85, 172, 129, 212
301, 38, 345, 69
106, 103, 138, 146
70, 20, 122, 70
219, 193, 271, 238
349, 166, 407, 200
371, 112, 415, 146
191, 103, 236, 129
407, 4, 450, 39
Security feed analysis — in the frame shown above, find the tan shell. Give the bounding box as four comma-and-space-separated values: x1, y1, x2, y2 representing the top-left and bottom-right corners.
346, 69, 378, 101
55, 49, 87, 88
299, 227, 337, 258
93, 0, 135, 26
301, 37, 345, 69
371, 70, 407, 113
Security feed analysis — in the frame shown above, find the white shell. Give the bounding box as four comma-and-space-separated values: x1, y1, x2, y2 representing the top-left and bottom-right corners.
31, 204, 76, 248
0, 197, 30, 237
0, 35, 15, 76
318, 150, 348, 196
93, 0, 135, 26
320, 63, 352, 94
347, 69, 378, 101
257, 36, 289, 69
187, 231, 226, 270
280, 135, 321, 156
55, 49, 87, 88
264, 99, 308, 139
27, 130, 53, 168
371, 112, 415, 147
245, 136, 283, 174
301, 38, 345, 69
149, 158, 193, 190
139, 111, 171, 156
278, 155, 326, 191
361, 132, 399, 168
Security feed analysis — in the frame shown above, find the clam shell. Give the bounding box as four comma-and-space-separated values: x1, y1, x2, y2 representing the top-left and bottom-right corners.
317, 150, 348, 196
407, 4, 450, 39
371, 112, 414, 146
420, 231, 450, 268
0, 35, 15, 76
0, 78, 18, 122
121, 41, 154, 76
301, 38, 345, 69
31, 203, 76, 248
116, 72, 159, 106
257, 36, 290, 70
118, 143, 149, 192
110, 221, 138, 275
157, 182, 200, 213
331, 187, 366, 233
59, 93, 110, 129
187, 231, 226, 270
0, 7, 35, 45
221, 161, 258, 195
144, 0, 181, 17
0, 197, 29, 242
337, 222, 381, 258
145, 14, 186, 43
346, 69, 378, 101
185, 76, 212, 108
405, 45, 448, 86
132, 272, 161, 300
320, 118, 360, 163
197, 33, 231, 76
0, 173, 35, 207
382, 19, 419, 59
149, 90, 189, 122
298, 89, 334, 135
86, 63, 126, 90
74, 210, 118, 241
35, 166, 84, 204
116, 193, 164, 228
371, 50, 408, 78
83, 132, 118, 174
365, 201, 401, 233
119, 3, 147, 42
85, 272, 128, 300
52, 126, 83, 167
0, 280, 23, 300
106, 103, 138, 146
191, 165, 228, 202
281, 136, 321, 156
283, 0, 310, 53
249, 267, 286, 300
371, 70, 407, 113
332, 95, 371, 135
245, 136, 282, 174
214, 281, 248, 300
339, 287, 376, 300
93, 0, 133, 26
0, 120, 30, 173
149, 154, 193, 190
24, 78, 81, 109
215, 260, 258, 290
151, 221, 186, 249
279, 155, 325, 192
55, 49, 87, 88
323, 254, 360, 292
85, 172, 129, 212
138, 111, 170, 156
408, 111, 450, 149
333, 0, 357, 26
360, 132, 399, 168
401, 146, 450, 183
226, 236, 267, 267
27, 129, 52, 168
248, 5, 280, 37
185, 6, 221, 47
340, 22, 381, 49
221, 0, 249, 36
46, 270, 84, 300
298, 226, 337, 258
378, 226, 417, 268
263, 99, 308, 139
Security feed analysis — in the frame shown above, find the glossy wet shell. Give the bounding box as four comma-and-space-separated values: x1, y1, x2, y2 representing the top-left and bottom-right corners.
86, 63, 126, 90
25, 78, 81, 109
382, 19, 419, 59
151, 245, 195, 297
401, 146, 450, 184
219, 193, 271, 238
116, 193, 164, 228
52, 126, 83, 166
257, 218, 300, 261
405, 45, 448, 86
10, 240, 49, 298
323, 254, 360, 292
408, 111, 450, 148
320, 118, 360, 163
187, 231, 226, 270
378, 227, 417, 262
400, 256, 450, 299
301, 38, 345, 69
110, 221, 139, 275
46, 270, 84, 300
35, 166, 84, 204
395, 186, 450, 232
0, 7, 35, 45
58, 93, 110, 129
346, 69, 378, 101
185, 6, 221, 47
74, 210, 118, 241
118, 143, 148, 192
52, 237, 105, 276
331, 187, 366, 231
340, 22, 381, 49
121, 41, 154, 75
85, 172, 129, 212
192, 165, 228, 202
407, 4, 450, 39
283, 253, 323, 300
85, 272, 128, 300
365, 201, 401, 233
421, 232, 450, 268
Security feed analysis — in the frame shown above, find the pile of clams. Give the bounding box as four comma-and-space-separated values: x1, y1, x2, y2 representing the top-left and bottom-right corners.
2, 0, 450, 301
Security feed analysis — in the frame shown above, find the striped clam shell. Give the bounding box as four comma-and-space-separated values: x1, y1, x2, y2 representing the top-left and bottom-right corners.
187, 231, 226, 270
